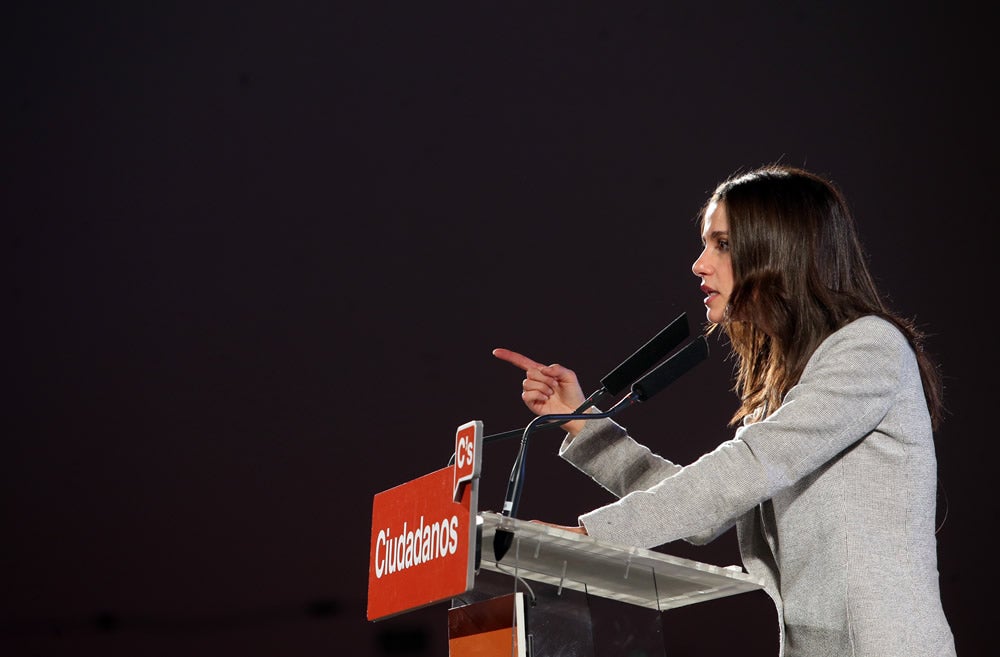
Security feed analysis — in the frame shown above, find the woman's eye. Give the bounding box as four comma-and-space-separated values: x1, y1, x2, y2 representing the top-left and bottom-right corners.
717, 239, 729, 252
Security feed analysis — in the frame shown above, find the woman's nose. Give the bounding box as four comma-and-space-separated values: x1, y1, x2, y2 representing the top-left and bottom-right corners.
692, 250, 710, 277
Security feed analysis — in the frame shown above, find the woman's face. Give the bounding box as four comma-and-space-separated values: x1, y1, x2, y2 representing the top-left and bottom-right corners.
692, 200, 734, 324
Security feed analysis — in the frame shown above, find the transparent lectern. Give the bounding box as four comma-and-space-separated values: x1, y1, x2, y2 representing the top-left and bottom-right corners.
367, 419, 765, 656
448, 511, 764, 657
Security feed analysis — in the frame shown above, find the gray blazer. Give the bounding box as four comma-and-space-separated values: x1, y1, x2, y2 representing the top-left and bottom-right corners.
560, 316, 956, 657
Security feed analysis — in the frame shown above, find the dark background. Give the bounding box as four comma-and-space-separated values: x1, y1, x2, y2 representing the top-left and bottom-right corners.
4, 2, 995, 656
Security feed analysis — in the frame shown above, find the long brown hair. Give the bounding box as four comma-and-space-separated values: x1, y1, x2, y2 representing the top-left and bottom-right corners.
702, 164, 944, 429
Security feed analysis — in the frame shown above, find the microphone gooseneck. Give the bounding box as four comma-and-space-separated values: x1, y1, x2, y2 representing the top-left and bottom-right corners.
492, 395, 638, 563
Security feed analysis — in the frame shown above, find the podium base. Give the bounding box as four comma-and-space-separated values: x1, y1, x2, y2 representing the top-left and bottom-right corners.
450, 568, 665, 657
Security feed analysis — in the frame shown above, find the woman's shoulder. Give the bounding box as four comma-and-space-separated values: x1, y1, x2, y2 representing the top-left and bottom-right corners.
814, 315, 912, 362
836, 314, 907, 343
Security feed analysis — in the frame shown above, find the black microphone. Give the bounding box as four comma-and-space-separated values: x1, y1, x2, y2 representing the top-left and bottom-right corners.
477, 313, 690, 450
631, 335, 709, 401
598, 312, 690, 397
492, 335, 710, 562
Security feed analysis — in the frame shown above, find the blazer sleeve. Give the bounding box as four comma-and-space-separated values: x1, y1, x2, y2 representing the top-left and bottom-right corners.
560, 316, 912, 549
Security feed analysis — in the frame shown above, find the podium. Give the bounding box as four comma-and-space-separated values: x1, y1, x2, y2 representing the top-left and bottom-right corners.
448, 512, 764, 656
368, 421, 765, 656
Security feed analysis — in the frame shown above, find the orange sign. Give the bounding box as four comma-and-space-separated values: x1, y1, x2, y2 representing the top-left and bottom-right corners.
367, 423, 481, 621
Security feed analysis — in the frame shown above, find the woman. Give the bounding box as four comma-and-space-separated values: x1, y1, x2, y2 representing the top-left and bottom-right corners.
493, 165, 956, 656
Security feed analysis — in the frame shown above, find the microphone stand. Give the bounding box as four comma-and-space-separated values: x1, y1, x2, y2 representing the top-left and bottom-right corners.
500, 395, 637, 519
492, 394, 639, 561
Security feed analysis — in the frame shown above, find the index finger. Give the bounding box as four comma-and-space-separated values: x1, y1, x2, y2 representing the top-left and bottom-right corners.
492, 348, 545, 372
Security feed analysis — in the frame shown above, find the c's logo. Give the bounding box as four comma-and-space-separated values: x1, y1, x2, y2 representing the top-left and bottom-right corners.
452, 420, 482, 501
